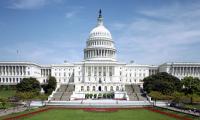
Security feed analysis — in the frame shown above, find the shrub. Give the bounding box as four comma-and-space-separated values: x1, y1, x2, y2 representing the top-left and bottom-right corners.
107, 93, 111, 98
16, 77, 41, 93
94, 94, 97, 99
103, 93, 107, 98
85, 94, 90, 99
111, 93, 114, 98
89, 94, 93, 99
98, 93, 102, 98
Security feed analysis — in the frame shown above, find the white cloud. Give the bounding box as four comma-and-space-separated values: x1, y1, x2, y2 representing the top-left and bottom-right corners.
111, 22, 126, 30
7, 0, 63, 10
113, 2, 200, 64
8, 0, 47, 9
65, 6, 84, 19
65, 11, 77, 19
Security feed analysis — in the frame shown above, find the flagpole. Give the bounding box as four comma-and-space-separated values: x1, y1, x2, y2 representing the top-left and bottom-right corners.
17, 50, 19, 61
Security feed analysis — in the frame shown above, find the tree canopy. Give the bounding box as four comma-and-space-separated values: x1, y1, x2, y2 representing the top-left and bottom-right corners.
43, 76, 57, 94
16, 77, 41, 93
181, 76, 200, 95
143, 72, 182, 95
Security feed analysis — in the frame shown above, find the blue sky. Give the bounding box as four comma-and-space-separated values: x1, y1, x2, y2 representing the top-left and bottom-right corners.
0, 0, 200, 65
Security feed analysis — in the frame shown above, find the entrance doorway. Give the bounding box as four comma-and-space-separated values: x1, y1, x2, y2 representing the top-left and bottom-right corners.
98, 86, 101, 91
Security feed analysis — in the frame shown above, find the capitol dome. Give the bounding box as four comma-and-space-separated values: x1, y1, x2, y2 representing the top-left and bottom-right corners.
89, 25, 112, 39
84, 10, 116, 61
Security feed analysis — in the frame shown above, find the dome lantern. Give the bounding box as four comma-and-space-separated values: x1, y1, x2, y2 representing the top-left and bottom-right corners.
97, 9, 103, 26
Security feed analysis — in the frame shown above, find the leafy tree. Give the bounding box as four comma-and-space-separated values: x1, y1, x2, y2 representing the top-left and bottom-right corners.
191, 94, 200, 103
143, 72, 182, 95
181, 76, 200, 95
16, 92, 36, 110
0, 98, 7, 109
172, 92, 185, 103
16, 77, 41, 93
38, 94, 47, 106
149, 91, 163, 100
43, 76, 57, 94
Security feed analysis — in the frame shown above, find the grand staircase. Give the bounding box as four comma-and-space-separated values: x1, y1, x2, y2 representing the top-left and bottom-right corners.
132, 85, 147, 101
51, 84, 75, 101
125, 84, 147, 101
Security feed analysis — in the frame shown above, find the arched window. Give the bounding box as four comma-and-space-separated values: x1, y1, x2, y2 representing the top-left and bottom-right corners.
116, 86, 119, 91
110, 86, 113, 91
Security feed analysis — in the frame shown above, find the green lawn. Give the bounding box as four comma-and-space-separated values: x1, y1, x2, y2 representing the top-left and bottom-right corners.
0, 90, 16, 98
19, 109, 179, 120
0, 90, 16, 109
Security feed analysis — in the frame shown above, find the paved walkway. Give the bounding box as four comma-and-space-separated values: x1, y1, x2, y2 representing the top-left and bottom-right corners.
0, 105, 27, 117
158, 106, 200, 117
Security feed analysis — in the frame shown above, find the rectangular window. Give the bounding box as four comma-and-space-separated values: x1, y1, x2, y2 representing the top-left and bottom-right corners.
109, 66, 112, 76
103, 66, 106, 76
99, 66, 102, 76
81, 86, 84, 91
94, 67, 97, 76
88, 67, 91, 76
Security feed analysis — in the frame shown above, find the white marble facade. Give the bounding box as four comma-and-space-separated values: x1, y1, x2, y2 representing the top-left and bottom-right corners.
0, 10, 200, 99
159, 62, 200, 80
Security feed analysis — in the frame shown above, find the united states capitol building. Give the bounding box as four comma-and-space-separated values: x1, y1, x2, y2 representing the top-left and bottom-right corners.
0, 10, 200, 100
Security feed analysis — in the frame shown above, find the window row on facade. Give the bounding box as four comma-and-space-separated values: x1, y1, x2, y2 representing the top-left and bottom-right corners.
84, 49, 115, 58
0, 66, 29, 76
41, 69, 51, 77
87, 40, 112, 47
120, 72, 146, 77
171, 67, 200, 75
54, 72, 73, 77
89, 32, 110, 37
86, 66, 114, 77
0, 77, 22, 83
53, 68, 73, 71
